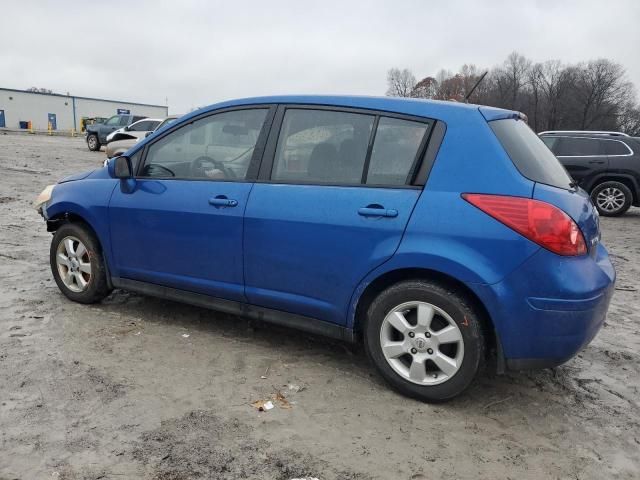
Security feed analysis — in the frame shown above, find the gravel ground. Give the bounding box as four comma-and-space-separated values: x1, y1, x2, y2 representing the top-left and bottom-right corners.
0, 131, 638, 480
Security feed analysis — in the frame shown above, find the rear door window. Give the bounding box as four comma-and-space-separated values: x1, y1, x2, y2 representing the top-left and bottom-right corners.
490, 119, 573, 189
271, 109, 374, 185
554, 137, 604, 156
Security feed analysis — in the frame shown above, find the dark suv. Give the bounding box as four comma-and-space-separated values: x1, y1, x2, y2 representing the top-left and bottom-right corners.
539, 131, 640, 216
85, 114, 147, 152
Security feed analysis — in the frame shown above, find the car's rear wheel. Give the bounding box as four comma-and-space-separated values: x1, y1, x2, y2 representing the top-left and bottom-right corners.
364, 280, 484, 402
591, 181, 632, 217
50, 222, 111, 303
87, 134, 100, 151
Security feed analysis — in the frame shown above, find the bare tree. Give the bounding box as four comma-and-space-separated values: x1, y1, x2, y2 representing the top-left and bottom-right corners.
618, 105, 640, 136
491, 52, 531, 109
539, 61, 573, 130
386, 68, 416, 97
569, 59, 632, 129
384, 52, 640, 134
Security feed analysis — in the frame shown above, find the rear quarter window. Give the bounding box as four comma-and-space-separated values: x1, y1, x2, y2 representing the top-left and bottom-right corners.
490, 119, 572, 190
604, 139, 633, 155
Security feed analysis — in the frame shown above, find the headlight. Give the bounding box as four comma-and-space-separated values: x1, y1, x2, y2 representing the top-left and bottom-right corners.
34, 184, 55, 213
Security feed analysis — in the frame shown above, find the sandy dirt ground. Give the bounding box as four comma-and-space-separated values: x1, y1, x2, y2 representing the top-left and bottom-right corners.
0, 131, 638, 480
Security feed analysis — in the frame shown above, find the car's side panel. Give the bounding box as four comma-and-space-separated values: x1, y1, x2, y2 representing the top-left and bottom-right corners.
242, 103, 434, 326
244, 184, 421, 325
108, 179, 252, 303
345, 197, 541, 328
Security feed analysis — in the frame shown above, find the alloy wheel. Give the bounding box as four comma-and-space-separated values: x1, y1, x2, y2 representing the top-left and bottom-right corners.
379, 301, 464, 386
596, 187, 626, 213
56, 236, 92, 292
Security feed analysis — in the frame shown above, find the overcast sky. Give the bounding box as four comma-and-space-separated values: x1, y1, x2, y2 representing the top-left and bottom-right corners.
1, 0, 639, 114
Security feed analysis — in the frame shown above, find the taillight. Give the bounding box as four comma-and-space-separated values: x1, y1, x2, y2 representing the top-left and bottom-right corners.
462, 193, 587, 256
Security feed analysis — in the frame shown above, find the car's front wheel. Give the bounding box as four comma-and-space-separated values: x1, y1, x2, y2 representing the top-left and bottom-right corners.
50, 222, 111, 303
591, 181, 632, 217
364, 280, 484, 402
87, 134, 100, 151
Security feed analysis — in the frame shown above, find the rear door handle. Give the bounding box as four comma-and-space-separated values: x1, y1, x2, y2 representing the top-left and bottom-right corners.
209, 196, 238, 207
588, 160, 605, 164
358, 206, 398, 218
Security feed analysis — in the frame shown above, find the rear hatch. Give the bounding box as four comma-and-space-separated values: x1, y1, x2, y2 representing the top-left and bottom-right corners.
486, 114, 601, 253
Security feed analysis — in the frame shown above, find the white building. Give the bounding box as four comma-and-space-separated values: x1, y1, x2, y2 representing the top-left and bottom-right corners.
0, 87, 168, 132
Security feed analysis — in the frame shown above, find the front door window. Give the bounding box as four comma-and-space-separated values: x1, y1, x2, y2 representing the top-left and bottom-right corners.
140, 109, 269, 180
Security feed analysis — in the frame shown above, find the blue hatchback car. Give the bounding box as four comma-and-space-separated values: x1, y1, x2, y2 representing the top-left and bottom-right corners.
36, 96, 615, 402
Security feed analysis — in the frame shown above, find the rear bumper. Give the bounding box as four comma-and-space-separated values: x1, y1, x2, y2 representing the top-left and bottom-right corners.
469, 243, 615, 369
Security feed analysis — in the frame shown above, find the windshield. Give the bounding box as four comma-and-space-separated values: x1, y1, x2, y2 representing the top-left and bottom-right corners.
105, 115, 121, 126
490, 119, 573, 190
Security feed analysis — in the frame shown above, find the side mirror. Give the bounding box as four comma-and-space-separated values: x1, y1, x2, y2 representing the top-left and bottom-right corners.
124, 125, 131, 131
145, 131, 153, 138
114, 156, 133, 178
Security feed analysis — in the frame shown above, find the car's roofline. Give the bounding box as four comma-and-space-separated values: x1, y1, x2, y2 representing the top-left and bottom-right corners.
181, 95, 517, 122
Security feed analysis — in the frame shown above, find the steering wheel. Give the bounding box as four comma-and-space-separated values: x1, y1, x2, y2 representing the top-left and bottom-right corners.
190, 156, 235, 179
144, 163, 175, 177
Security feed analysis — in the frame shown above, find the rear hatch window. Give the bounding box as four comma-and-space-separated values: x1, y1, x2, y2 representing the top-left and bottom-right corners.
490, 119, 573, 190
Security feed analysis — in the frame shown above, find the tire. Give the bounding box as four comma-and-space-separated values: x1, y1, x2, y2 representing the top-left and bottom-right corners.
50, 222, 111, 304
591, 181, 632, 217
87, 134, 100, 151
364, 280, 484, 402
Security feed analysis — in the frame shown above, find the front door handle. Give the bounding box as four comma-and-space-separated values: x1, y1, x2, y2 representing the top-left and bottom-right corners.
358, 206, 398, 218
588, 160, 605, 164
209, 196, 238, 208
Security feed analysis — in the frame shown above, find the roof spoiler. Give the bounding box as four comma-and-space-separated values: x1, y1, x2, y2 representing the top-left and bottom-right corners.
479, 106, 527, 123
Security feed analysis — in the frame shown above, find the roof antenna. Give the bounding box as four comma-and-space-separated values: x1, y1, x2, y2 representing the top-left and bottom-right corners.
464, 71, 488, 103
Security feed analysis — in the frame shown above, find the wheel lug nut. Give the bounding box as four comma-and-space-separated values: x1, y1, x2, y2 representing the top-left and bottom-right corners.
427, 348, 433, 354
425, 332, 431, 338
410, 348, 417, 354
408, 332, 415, 338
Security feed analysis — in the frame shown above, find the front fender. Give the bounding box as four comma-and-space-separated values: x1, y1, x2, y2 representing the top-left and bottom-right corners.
45, 179, 119, 272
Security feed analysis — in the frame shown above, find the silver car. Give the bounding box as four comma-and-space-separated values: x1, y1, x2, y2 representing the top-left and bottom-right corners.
105, 116, 179, 157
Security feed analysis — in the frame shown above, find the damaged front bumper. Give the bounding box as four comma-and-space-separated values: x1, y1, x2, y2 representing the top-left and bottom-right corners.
34, 184, 55, 219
